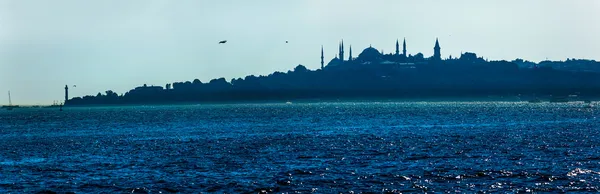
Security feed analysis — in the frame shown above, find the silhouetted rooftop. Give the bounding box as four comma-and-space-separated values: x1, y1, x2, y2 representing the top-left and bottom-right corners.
358, 46, 382, 62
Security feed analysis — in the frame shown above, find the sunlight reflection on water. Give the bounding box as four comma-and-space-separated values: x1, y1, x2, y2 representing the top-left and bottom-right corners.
0, 102, 599, 193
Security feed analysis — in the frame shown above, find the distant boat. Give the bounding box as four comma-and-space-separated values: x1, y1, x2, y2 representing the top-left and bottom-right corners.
286, 101, 293, 104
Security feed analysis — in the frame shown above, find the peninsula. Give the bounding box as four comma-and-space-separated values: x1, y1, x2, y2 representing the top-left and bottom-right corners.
66, 39, 600, 105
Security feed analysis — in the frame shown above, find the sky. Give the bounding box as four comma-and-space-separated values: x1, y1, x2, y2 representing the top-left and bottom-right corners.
1, 0, 599, 105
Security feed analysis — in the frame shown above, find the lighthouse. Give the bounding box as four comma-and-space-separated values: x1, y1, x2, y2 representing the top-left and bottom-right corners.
64, 85, 69, 103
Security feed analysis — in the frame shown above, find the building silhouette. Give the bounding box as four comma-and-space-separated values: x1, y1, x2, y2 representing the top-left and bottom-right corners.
395, 39, 400, 56
320, 45, 324, 70
324, 38, 427, 69
348, 45, 353, 61
338, 40, 345, 63
433, 38, 441, 61
403, 38, 407, 58
64, 85, 69, 103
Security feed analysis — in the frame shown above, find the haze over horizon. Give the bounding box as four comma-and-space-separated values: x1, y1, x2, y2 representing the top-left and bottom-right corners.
1, 0, 599, 104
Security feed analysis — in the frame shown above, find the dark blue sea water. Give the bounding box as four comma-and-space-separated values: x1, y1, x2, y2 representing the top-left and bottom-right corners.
1, 102, 599, 193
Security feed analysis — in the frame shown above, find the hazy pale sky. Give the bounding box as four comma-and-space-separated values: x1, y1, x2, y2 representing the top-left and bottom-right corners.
1, 0, 599, 104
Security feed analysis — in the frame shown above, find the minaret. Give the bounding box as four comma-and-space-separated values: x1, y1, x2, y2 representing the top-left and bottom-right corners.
403, 38, 407, 58
348, 45, 353, 61
339, 40, 345, 62
395, 39, 400, 55
434, 38, 441, 60
338, 42, 342, 60
64, 85, 69, 102
320, 45, 324, 69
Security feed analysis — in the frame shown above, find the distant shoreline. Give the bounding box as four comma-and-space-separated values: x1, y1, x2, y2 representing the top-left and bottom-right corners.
63, 42, 600, 107
5, 97, 597, 109
54, 96, 594, 108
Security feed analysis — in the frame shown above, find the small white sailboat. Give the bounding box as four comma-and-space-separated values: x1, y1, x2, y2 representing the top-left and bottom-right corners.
5, 91, 14, 110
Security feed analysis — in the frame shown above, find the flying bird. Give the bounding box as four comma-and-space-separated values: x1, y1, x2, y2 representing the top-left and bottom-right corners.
219, 40, 227, 44
286, 40, 288, 43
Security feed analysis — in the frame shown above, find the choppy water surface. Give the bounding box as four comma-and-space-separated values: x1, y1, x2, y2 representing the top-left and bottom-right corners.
1, 102, 600, 193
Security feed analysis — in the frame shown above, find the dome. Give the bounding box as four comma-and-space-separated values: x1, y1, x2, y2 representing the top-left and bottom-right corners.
326, 57, 342, 67
357, 46, 382, 62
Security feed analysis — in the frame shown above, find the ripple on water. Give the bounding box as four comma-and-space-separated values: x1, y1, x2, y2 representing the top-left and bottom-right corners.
0, 102, 599, 192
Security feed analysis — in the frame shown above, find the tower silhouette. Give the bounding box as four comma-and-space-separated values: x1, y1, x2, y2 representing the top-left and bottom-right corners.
321, 45, 324, 69
338, 43, 341, 60
64, 85, 69, 102
434, 38, 441, 60
403, 38, 407, 58
349, 45, 353, 61
339, 40, 345, 62
395, 39, 400, 55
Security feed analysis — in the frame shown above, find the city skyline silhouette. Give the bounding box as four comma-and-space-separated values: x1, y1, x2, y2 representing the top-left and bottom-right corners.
1, 0, 600, 104
62, 38, 600, 106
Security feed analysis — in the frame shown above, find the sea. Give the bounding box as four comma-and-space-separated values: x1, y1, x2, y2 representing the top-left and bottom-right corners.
0, 102, 599, 193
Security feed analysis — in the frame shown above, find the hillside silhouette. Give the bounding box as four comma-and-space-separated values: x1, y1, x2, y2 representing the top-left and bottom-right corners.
66, 39, 600, 105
